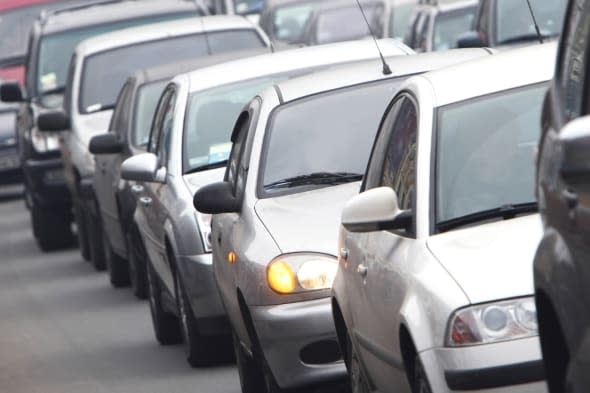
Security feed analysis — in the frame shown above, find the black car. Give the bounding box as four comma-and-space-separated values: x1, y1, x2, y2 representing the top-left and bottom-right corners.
457, 0, 566, 48
534, 1, 590, 392
89, 48, 269, 298
0, 0, 207, 252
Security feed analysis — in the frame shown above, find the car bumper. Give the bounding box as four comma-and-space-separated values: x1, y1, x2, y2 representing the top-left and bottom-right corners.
179, 253, 230, 336
421, 336, 547, 392
250, 297, 346, 389
23, 157, 70, 207
0, 146, 21, 184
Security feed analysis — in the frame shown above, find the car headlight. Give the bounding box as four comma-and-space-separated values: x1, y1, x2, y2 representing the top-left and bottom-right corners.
446, 297, 538, 347
31, 127, 59, 153
266, 253, 337, 295
195, 212, 212, 252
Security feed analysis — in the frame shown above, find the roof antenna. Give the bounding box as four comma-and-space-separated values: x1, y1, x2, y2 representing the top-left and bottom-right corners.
354, 0, 391, 75
525, 0, 544, 44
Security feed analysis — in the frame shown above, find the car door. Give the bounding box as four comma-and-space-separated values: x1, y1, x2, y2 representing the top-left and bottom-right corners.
351, 95, 418, 392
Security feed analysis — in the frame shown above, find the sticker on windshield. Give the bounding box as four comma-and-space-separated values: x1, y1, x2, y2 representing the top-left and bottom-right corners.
40, 72, 57, 91
209, 142, 232, 163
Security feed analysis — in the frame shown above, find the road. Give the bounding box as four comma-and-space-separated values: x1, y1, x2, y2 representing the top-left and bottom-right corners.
0, 194, 241, 393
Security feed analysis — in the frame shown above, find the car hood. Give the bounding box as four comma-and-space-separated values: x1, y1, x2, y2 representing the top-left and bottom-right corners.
183, 167, 226, 196
76, 110, 113, 149
426, 214, 542, 304
254, 182, 361, 255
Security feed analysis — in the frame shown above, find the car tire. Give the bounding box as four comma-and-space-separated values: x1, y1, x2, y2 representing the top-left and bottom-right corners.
262, 360, 285, 393
413, 355, 432, 393
126, 231, 147, 299
74, 200, 91, 261
87, 205, 106, 271
347, 335, 370, 393
103, 229, 130, 288
232, 330, 267, 393
147, 262, 181, 345
31, 204, 74, 251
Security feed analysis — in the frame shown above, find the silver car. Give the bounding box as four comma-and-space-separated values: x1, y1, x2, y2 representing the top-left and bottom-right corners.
193, 48, 492, 392
119, 39, 413, 367
334, 43, 556, 393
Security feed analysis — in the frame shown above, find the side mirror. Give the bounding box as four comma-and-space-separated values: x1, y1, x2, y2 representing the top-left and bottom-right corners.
457, 31, 485, 48
120, 152, 166, 183
341, 187, 411, 233
194, 181, 239, 214
89, 133, 124, 155
38, 110, 70, 132
0, 81, 23, 102
560, 116, 590, 187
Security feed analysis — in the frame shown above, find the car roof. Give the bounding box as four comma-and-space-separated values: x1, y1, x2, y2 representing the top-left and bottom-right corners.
417, 42, 556, 107
38, 0, 203, 35
181, 38, 414, 93
274, 48, 492, 103
132, 47, 271, 86
75, 15, 260, 57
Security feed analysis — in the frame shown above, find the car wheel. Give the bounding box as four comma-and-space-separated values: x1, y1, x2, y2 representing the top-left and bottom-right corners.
147, 262, 181, 345
87, 205, 106, 271
232, 330, 267, 393
103, 229, 130, 288
74, 200, 91, 261
413, 355, 432, 393
126, 231, 147, 299
348, 335, 369, 393
262, 360, 285, 393
31, 204, 74, 251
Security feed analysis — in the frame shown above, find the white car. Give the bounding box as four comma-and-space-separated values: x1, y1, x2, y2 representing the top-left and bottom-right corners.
333, 42, 556, 393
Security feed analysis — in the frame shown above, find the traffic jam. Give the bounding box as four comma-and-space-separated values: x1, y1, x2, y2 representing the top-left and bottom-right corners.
0, 0, 586, 393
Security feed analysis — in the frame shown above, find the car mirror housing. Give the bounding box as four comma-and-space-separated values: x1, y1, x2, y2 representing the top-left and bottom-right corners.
37, 110, 70, 132
89, 133, 124, 155
559, 115, 590, 187
0, 81, 23, 102
193, 182, 240, 214
121, 152, 165, 183
457, 31, 485, 48
341, 187, 411, 233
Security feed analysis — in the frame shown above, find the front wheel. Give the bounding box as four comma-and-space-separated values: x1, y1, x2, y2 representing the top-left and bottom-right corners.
348, 335, 370, 393
413, 355, 432, 393
126, 231, 147, 299
147, 262, 181, 345
233, 330, 267, 393
74, 200, 90, 261
103, 229, 130, 288
31, 204, 74, 251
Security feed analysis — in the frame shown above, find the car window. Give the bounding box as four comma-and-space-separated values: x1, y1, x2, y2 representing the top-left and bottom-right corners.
314, 3, 384, 44
272, 3, 316, 42
133, 81, 168, 147
148, 87, 175, 154
475, 0, 489, 41
226, 112, 251, 196
495, 0, 566, 45
156, 91, 177, 167
433, 6, 476, 51
390, 2, 416, 39
415, 13, 431, 51
109, 80, 134, 138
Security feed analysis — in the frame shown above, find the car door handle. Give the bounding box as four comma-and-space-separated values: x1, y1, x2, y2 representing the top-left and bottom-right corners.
357, 264, 368, 277
131, 184, 144, 194
139, 196, 152, 207
562, 189, 578, 209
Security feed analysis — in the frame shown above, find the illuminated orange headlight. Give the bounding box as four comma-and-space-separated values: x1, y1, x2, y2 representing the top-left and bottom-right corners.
267, 260, 297, 294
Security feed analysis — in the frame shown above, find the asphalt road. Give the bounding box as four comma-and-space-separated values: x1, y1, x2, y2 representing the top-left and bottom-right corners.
0, 193, 241, 393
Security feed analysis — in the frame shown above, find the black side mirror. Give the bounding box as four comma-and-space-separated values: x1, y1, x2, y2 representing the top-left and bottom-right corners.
89, 133, 124, 155
0, 81, 23, 102
457, 31, 485, 48
38, 110, 70, 132
194, 182, 239, 214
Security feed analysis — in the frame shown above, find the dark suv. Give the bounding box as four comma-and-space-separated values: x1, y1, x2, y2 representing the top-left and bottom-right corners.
0, 0, 206, 252
534, 1, 590, 392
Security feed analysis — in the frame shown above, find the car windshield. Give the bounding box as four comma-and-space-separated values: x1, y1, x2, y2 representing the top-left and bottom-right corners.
183, 77, 286, 173
0, 4, 50, 63
272, 3, 317, 43
433, 5, 476, 51
261, 78, 401, 194
495, 0, 566, 44
389, 2, 416, 38
315, 3, 384, 44
133, 80, 168, 147
36, 12, 196, 95
80, 30, 264, 114
235, 0, 265, 14
435, 83, 547, 225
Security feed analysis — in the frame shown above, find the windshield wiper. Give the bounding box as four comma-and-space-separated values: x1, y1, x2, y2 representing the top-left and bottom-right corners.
437, 202, 537, 232
185, 159, 228, 174
265, 171, 362, 190
499, 32, 558, 45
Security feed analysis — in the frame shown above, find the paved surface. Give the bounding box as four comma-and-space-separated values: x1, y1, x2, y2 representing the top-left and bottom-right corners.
0, 195, 241, 393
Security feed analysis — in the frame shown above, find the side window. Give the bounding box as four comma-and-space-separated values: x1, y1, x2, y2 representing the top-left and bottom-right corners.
109, 80, 133, 137
155, 91, 176, 167
148, 86, 174, 154
475, 0, 488, 41
63, 55, 76, 114
380, 97, 418, 213
226, 112, 251, 196
416, 14, 431, 51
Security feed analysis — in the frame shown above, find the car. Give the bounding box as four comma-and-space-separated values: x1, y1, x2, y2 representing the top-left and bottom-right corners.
534, 0, 590, 391
333, 42, 556, 393
0, 0, 207, 252
89, 48, 270, 298
457, 0, 566, 48
119, 38, 413, 369
37, 15, 270, 271
192, 46, 492, 392
403, 0, 476, 52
